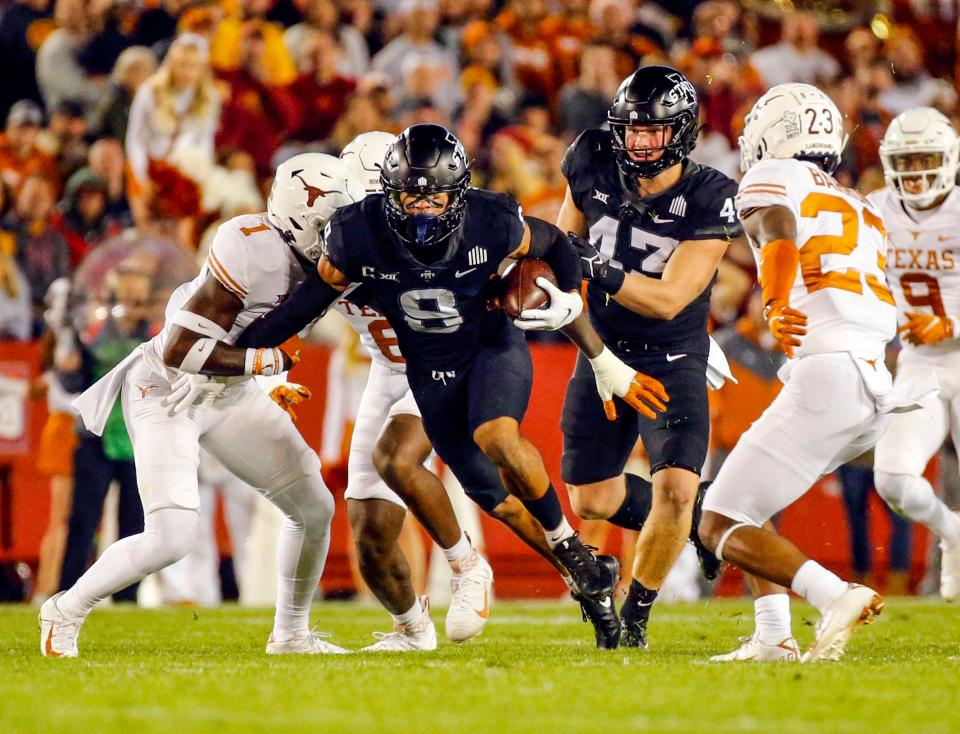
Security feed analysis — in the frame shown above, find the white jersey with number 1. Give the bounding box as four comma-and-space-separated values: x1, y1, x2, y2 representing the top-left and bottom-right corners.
735, 158, 897, 359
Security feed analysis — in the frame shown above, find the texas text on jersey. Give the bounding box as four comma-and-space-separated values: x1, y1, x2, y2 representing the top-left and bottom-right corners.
868, 186, 960, 354
323, 188, 524, 371
562, 128, 742, 353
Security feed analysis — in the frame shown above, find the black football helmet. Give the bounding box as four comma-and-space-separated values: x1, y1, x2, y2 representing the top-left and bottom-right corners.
380, 124, 472, 249
607, 65, 699, 179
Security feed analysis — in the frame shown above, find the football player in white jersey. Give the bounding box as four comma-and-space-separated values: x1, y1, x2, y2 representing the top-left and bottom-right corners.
333, 131, 495, 651
870, 107, 960, 601
698, 84, 930, 662
40, 153, 364, 657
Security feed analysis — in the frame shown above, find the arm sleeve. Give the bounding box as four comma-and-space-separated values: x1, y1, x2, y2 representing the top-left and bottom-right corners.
205, 224, 250, 303
524, 216, 582, 291
235, 266, 342, 348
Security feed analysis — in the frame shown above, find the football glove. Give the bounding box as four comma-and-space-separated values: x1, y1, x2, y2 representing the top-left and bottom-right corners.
763, 300, 807, 358
163, 373, 225, 415
899, 311, 958, 346
514, 277, 583, 331
588, 347, 669, 420
269, 383, 312, 421
569, 232, 624, 295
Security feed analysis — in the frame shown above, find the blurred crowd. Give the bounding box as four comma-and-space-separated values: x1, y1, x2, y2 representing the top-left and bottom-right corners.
1, 0, 959, 602
1, 0, 959, 341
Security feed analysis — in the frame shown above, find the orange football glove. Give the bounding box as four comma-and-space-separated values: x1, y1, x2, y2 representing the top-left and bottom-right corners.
269, 383, 312, 421
279, 335, 303, 369
588, 347, 669, 421
899, 311, 958, 346
763, 300, 808, 357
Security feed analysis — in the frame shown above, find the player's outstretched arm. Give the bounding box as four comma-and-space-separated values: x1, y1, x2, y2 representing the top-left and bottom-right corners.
235, 258, 349, 349
742, 204, 808, 358
162, 275, 296, 377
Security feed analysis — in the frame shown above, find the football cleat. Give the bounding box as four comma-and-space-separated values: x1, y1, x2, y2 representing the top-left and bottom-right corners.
573, 588, 621, 649
39, 592, 82, 658
691, 481, 722, 581
553, 535, 619, 600
362, 597, 438, 652
266, 631, 352, 655
940, 522, 960, 602
801, 584, 883, 663
446, 549, 494, 642
619, 599, 650, 649
709, 633, 800, 662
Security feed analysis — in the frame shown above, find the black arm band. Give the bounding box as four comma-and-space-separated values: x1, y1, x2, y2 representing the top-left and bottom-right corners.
236, 267, 341, 348
525, 216, 582, 291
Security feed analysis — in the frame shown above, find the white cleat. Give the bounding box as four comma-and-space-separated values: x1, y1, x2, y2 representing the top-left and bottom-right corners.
801, 584, 883, 663
39, 592, 82, 658
709, 633, 800, 662
446, 549, 493, 642
266, 631, 352, 655
362, 597, 437, 652
940, 524, 960, 602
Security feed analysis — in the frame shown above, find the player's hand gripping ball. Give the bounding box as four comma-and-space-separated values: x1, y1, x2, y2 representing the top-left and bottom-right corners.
501, 258, 557, 318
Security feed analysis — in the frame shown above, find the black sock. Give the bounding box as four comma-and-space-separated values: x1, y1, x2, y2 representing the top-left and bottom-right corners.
608, 473, 653, 530
521, 484, 565, 532
624, 579, 658, 621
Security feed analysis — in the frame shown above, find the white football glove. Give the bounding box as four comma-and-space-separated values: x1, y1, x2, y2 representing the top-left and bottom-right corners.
163, 373, 225, 415
513, 277, 583, 331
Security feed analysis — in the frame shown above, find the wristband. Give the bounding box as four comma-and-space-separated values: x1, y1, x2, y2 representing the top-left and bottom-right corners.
244, 347, 285, 376
594, 264, 625, 295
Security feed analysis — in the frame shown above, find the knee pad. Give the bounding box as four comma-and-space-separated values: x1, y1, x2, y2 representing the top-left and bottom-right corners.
139, 508, 200, 570
874, 470, 929, 518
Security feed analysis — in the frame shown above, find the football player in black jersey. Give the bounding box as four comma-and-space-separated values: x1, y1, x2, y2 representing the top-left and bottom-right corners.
238, 124, 670, 644
557, 66, 744, 647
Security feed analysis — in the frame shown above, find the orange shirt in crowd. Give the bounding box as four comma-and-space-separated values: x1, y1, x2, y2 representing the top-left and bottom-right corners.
0, 135, 57, 196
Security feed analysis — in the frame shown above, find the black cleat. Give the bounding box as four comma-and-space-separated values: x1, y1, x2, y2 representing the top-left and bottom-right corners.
691, 481, 721, 581
573, 589, 621, 649
553, 535, 619, 599
620, 600, 650, 649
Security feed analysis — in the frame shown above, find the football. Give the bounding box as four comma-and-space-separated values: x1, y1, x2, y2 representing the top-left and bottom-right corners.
501, 258, 557, 318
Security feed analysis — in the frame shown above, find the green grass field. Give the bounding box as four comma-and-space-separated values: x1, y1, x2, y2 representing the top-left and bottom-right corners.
2, 598, 958, 734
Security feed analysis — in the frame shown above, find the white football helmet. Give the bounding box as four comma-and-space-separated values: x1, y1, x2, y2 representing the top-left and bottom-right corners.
880, 107, 959, 209
739, 83, 847, 174
340, 131, 395, 195
267, 153, 365, 261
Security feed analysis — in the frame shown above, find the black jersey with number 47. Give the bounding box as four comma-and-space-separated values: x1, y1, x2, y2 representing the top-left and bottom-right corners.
323, 188, 524, 371
562, 129, 743, 351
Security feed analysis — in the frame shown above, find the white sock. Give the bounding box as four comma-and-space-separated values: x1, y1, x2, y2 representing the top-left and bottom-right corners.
392, 598, 424, 628
58, 508, 199, 618
754, 593, 792, 645
791, 560, 849, 613
443, 532, 472, 567
544, 517, 575, 548
268, 477, 334, 640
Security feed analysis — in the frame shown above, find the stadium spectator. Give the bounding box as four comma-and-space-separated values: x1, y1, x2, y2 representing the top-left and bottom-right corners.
132, 0, 188, 51
90, 45, 158, 142
495, 0, 561, 102
125, 33, 219, 243
288, 30, 357, 143
35, 0, 104, 120
52, 168, 119, 268
589, 0, 664, 79
457, 20, 519, 117
749, 10, 840, 88
557, 42, 621, 137
326, 92, 393, 152
372, 0, 460, 110
0, 100, 57, 196
40, 99, 89, 185
0, 0, 53, 122
210, 0, 297, 87
285, 0, 370, 78
879, 30, 957, 115
87, 138, 132, 224
0, 212, 32, 338
215, 21, 300, 177
7, 174, 69, 334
